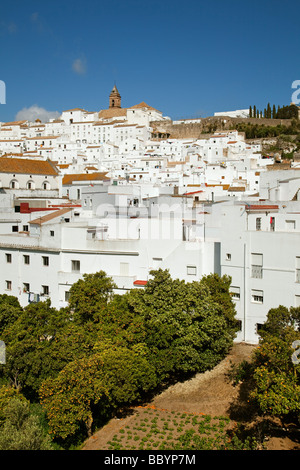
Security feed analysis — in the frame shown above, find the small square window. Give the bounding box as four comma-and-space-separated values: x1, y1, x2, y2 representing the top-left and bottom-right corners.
256, 323, 264, 334
5, 280, 12, 291
23, 283, 30, 293
41, 285, 49, 296
50, 231, 55, 237
71, 260, 80, 272
42, 256, 49, 266
23, 255, 30, 265
230, 286, 240, 300
187, 265, 197, 276
5, 253, 12, 263
226, 253, 231, 261
251, 289, 263, 304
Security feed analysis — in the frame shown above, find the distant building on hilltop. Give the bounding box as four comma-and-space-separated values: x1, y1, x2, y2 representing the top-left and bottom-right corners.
214, 109, 249, 118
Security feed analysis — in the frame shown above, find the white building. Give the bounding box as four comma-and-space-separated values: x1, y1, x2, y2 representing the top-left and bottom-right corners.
0, 87, 298, 345
214, 109, 249, 118
0, 157, 60, 197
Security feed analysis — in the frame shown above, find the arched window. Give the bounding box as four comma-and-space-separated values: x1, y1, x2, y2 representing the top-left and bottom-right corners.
42, 181, 51, 190
27, 180, 35, 190
10, 179, 19, 189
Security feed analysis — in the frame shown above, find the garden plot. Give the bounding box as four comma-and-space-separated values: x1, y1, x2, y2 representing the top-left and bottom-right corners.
106, 406, 231, 450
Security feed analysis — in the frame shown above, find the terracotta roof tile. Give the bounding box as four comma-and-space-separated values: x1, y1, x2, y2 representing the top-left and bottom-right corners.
30, 207, 73, 225
98, 109, 127, 119
62, 172, 110, 185
0, 157, 59, 176
129, 102, 159, 112
2, 120, 27, 127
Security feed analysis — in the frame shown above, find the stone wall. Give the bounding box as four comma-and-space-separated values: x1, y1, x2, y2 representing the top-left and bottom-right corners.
150, 116, 294, 140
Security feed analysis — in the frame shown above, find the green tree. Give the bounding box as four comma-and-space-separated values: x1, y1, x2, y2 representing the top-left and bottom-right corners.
40, 354, 108, 440
0, 398, 52, 450
40, 345, 157, 441
127, 270, 238, 379
96, 293, 146, 347
1, 300, 95, 399
249, 306, 300, 421
249, 106, 252, 118
0, 294, 23, 334
68, 271, 117, 325
0, 385, 27, 425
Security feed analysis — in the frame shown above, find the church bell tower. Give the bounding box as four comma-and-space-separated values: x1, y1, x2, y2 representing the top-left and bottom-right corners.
109, 85, 121, 109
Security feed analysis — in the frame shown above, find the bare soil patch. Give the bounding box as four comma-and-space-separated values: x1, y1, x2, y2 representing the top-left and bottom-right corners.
82, 343, 300, 451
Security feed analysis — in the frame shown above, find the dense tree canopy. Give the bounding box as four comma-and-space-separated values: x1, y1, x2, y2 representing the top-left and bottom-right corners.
127, 270, 238, 378
0, 269, 239, 444
236, 305, 300, 422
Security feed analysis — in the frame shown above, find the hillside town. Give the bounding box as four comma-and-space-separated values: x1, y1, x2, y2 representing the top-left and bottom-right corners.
1, 85, 300, 345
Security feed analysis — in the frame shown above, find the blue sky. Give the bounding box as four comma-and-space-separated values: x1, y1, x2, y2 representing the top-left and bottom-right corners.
0, 0, 300, 122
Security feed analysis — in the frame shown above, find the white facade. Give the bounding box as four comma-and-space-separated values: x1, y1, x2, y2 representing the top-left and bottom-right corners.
214, 109, 249, 118
0, 92, 299, 345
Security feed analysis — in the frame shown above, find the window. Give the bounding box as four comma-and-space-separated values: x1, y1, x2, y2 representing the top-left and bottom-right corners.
65, 291, 71, 302
230, 286, 240, 300
251, 289, 263, 304
296, 257, 300, 283
42, 256, 49, 266
256, 323, 264, 334
270, 217, 275, 231
256, 217, 261, 231
120, 263, 129, 276
12, 226, 18, 232
23, 225, 29, 232
226, 253, 231, 261
10, 180, 19, 189
251, 253, 263, 279
23, 255, 30, 265
5, 253, 11, 263
71, 260, 80, 272
286, 220, 296, 231
50, 231, 54, 237
42, 181, 50, 190
5, 280, 11, 291
41, 285, 49, 296
23, 283, 30, 293
187, 265, 197, 276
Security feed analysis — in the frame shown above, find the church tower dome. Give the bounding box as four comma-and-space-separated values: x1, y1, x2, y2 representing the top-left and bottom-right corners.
109, 85, 121, 109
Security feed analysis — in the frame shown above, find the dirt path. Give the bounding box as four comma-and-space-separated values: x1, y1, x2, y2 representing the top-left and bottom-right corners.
82, 343, 299, 450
